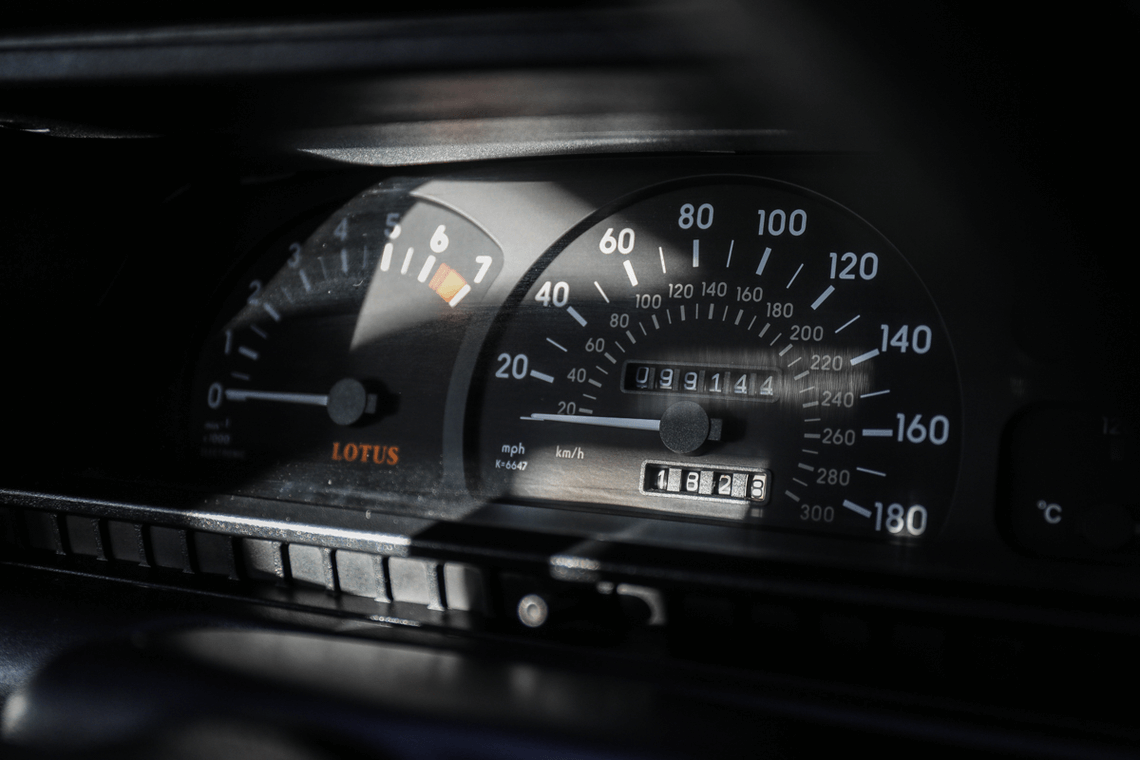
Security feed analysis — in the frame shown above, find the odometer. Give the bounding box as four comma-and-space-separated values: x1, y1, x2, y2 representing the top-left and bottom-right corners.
469, 178, 960, 542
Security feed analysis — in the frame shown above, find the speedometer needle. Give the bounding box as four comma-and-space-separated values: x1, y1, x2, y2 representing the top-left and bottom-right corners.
521, 413, 661, 431
523, 402, 723, 454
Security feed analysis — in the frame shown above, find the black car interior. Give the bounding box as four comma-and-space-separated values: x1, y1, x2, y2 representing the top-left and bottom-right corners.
0, 3, 1137, 758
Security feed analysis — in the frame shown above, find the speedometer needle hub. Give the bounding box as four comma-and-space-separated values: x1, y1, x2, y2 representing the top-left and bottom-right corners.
659, 401, 718, 455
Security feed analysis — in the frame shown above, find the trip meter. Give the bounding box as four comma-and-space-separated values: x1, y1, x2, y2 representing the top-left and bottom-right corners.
469, 178, 960, 541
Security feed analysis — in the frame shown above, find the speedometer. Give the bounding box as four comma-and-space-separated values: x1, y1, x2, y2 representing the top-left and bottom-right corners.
469, 178, 960, 542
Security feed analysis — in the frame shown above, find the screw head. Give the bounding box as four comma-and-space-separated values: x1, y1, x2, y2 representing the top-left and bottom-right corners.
517, 593, 549, 628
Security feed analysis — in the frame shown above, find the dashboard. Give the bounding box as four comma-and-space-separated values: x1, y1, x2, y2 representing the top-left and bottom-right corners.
0, 3, 1138, 758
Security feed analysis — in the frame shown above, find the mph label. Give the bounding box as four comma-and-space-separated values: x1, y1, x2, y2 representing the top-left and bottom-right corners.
496, 442, 528, 470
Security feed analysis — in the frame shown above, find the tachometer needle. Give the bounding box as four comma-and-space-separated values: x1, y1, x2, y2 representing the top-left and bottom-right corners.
224, 389, 329, 406
225, 378, 378, 426
521, 413, 661, 431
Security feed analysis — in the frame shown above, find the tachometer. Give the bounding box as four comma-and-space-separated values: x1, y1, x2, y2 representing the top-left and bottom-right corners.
191, 182, 501, 505
469, 178, 960, 541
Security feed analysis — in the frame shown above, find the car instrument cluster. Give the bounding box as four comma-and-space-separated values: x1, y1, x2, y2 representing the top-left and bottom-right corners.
181, 157, 1137, 573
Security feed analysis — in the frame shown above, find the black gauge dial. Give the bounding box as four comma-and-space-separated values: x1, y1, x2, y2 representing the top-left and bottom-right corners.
470, 179, 960, 541
191, 184, 501, 506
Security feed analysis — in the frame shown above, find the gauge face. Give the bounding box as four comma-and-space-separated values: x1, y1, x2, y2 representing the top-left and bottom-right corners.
191, 185, 501, 504
470, 179, 960, 541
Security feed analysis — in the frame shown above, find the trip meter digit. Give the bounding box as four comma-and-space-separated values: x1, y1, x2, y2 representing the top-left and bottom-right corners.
469, 178, 960, 541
